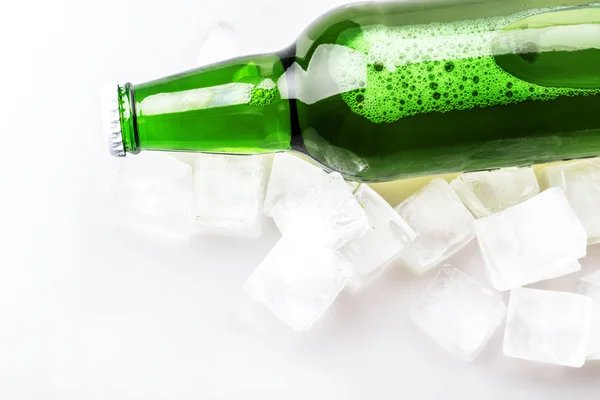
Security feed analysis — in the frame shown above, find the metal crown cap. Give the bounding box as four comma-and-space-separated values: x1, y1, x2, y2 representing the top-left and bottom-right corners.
101, 83, 126, 157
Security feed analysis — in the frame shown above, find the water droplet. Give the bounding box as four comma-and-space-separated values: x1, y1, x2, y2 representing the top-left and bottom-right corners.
430, 82, 438, 90
472, 91, 479, 97
507, 82, 513, 89
374, 62, 384, 72
506, 91, 513, 97
417, 99, 423, 105
473, 76, 480, 84
356, 94, 365, 103
433, 92, 441, 100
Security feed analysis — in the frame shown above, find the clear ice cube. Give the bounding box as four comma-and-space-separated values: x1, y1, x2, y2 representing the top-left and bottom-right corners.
503, 287, 594, 368
271, 172, 369, 249
263, 153, 327, 216
411, 266, 506, 361
544, 159, 600, 244
475, 188, 587, 291
192, 154, 270, 238
451, 167, 540, 218
243, 239, 353, 331
395, 179, 476, 274
346, 180, 361, 194
582, 269, 600, 286
197, 22, 242, 66
341, 185, 415, 290
111, 152, 193, 240
577, 270, 600, 360
191, 23, 271, 238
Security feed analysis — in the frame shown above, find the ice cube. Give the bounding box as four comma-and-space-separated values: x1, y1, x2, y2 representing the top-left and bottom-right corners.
346, 180, 361, 194
475, 188, 587, 291
192, 154, 270, 238
111, 152, 193, 240
197, 22, 242, 66
395, 179, 476, 274
503, 287, 594, 368
263, 153, 327, 216
577, 270, 600, 360
411, 266, 506, 361
544, 159, 600, 244
582, 269, 600, 286
451, 167, 540, 218
168, 152, 196, 167
243, 239, 353, 331
271, 172, 369, 249
340, 185, 416, 290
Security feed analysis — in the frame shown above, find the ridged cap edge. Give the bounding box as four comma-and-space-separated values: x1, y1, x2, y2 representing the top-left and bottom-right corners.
101, 83, 126, 157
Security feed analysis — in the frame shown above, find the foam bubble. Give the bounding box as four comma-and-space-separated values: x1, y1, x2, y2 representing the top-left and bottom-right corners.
337, 5, 600, 124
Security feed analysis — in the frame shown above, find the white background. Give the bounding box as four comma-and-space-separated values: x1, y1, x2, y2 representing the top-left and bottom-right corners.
1, 0, 600, 398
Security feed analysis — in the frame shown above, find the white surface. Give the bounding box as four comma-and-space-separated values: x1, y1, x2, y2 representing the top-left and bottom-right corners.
4, 0, 600, 398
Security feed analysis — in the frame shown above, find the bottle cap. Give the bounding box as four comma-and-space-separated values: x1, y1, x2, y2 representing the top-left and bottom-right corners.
101, 83, 126, 157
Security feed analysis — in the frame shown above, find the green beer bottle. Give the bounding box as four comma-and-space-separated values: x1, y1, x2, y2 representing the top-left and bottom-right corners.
102, 0, 600, 182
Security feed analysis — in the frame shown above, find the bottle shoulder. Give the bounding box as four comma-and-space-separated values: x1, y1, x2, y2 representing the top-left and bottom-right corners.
293, 0, 579, 62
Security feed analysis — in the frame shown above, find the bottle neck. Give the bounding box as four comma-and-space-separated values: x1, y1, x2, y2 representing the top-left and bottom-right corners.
117, 53, 293, 155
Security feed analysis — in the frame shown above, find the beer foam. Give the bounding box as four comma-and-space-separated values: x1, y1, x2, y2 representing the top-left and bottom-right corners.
337, 6, 600, 124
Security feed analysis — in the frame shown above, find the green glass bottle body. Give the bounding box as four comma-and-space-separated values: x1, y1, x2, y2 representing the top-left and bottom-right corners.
111, 0, 600, 182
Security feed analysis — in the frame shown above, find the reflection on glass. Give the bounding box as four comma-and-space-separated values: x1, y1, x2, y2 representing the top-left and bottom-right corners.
139, 83, 255, 115
277, 44, 367, 105
493, 6, 600, 88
